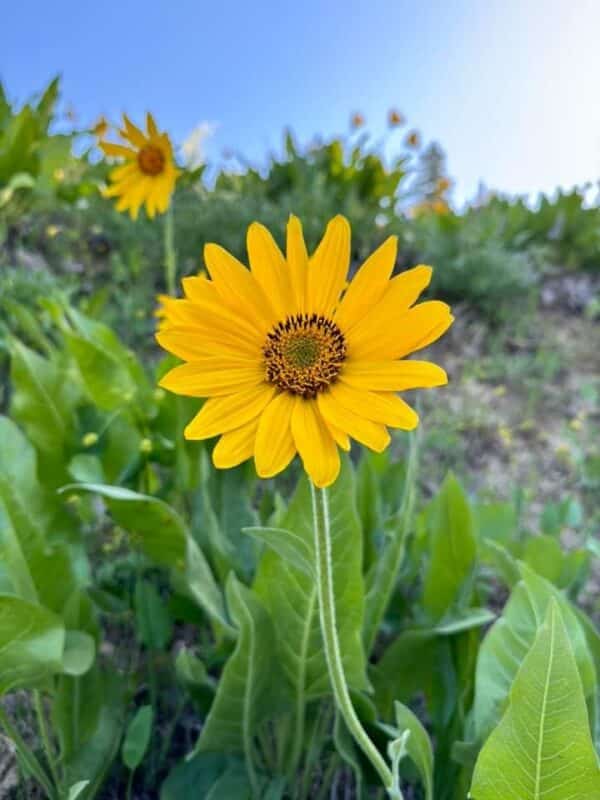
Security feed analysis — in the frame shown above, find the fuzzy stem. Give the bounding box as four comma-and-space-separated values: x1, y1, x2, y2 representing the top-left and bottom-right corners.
310, 483, 394, 794
164, 204, 177, 295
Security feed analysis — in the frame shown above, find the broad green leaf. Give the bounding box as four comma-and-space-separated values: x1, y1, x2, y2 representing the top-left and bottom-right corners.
58, 669, 125, 799
473, 564, 597, 742
9, 339, 76, 485
392, 702, 434, 800
243, 526, 314, 577
61, 631, 95, 676
134, 580, 172, 650
67, 781, 90, 800
422, 472, 477, 620
196, 575, 279, 755
160, 753, 229, 799
63, 484, 230, 631
254, 458, 369, 702
122, 705, 154, 771
469, 602, 600, 800
0, 595, 64, 693
363, 431, 419, 653
65, 330, 138, 410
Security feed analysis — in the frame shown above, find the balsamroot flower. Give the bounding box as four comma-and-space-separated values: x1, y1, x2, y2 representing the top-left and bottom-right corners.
156, 216, 453, 488
388, 109, 405, 127
405, 130, 421, 148
100, 113, 180, 220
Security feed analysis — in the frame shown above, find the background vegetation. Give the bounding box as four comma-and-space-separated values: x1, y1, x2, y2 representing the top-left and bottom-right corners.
0, 78, 598, 799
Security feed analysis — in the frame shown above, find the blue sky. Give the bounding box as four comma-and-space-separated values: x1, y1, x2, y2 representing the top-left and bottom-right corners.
3, 0, 600, 203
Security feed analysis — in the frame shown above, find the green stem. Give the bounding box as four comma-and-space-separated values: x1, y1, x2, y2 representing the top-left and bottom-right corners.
310, 484, 394, 795
164, 204, 177, 295
363, 429, 420, 654
126, 769, 135, 800
33, 690, 61, 794
0, 704, 56, 800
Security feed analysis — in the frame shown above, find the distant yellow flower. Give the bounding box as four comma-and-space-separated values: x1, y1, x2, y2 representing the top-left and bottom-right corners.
410, 199, 450, 218
156, 215, 453, 488
388, 109, 405, 127
92, 116, 109, 139
351, 112, 365, 129
436, 177, 451, 194
100, 113, 180, 220
54, 168, 65, 182
405, 130, 420, 149
46, 224, 61, 239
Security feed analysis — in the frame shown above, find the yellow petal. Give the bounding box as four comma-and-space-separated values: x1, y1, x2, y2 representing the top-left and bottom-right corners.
291, 398, 340, 488
317, 391, 390, 452
156, 324, 261, 361
341, 360, 448, 390
158, 293, 261, 344
335, 236, 397, 330
328, 383, 419, 429
146, 112, 159, 138
184, 385, 275, 440
286, 215, 308, 311
348, 300, 453, 360
213, 418, 259, 469
159, 361, 264, 397
307, 216, 351, 316
100, 142, 137, 160
254, 393, 296, 478
247, 223, 293, 319
344, 265, 433, 352
326, 421, 351, 451
204, 243, 276, 332
121, 114, 147, 148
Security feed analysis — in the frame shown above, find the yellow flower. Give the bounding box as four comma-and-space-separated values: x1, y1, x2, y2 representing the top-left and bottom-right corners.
46, 224, 61, 239
350, 112, 365, 129
92, 115, 109, 138
388, 109, 405, 127
100, 113, 180, 220
405, 130, 420, 148
156, 216, 453, 488
436, 177, 451, 194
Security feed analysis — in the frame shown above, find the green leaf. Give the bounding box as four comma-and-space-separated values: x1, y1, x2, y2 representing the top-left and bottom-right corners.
0, 595, 64, 693
9, 339, 76, 484
469, 602, 600, 800
392, 702, 434, 800
422, 472, 477, 620
61, 484, 230, 631
134, 580, 172, 650
61, 631, 95, 676
472, 564, 597, 742
243, 526, 315, 577
122, 705, 154, 771
254, 458, 369, 701
160, 753, 229, 799
196, 575, 279, 756
67, 781, 90, 800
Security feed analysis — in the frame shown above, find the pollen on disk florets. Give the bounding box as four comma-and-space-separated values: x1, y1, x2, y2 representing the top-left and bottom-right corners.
138, 145, 165, 176
263, 313, 346, 398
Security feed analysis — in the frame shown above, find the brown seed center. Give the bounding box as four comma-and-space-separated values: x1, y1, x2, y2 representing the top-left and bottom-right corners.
263, 314, 346, 398
138, 145, 165, 176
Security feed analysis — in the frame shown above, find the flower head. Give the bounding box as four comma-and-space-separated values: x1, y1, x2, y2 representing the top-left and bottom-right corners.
91, 115, 109, 139
405, 130, 421, 149
100, 113, 180, 220
388, 109, 405, 127
350, 112, 365, 129
156, 216, 453, 487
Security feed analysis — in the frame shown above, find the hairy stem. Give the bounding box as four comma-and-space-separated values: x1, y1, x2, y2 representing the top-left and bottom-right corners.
310, 483, 394, 794
164, 204, 177, 295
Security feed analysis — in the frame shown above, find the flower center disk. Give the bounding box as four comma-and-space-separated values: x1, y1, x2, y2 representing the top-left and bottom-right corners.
263, 314, 346, 398
138, 145, 165, 176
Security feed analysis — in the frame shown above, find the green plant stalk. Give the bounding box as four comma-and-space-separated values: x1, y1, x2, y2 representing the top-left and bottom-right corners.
33, 690, 61, 793
310, 483, 394, 795
164, 204, 177, 295
0, 704, 56, 800
363, 429, 420, 654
